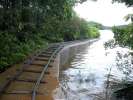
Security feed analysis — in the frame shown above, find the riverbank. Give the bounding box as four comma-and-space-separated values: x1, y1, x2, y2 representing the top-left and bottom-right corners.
0, 39, 98, 100
54, 30, 133, 100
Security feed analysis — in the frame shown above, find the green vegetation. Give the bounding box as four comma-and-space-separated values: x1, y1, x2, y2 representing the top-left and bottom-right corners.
0, 32, 48, 72
112, 24, 133, 48
88, 21, 112, 30
88, 21, 103, 29
112, 0, 133, 49
112, 0, 133, 99
0, 0, 100, 71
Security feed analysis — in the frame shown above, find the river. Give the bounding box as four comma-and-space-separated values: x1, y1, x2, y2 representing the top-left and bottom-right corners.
54, 30, 133, 100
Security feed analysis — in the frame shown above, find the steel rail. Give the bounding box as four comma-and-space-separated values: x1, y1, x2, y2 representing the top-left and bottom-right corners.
31, 45, 63, 100
0, 40, 90, 99
0, 44, 60, 97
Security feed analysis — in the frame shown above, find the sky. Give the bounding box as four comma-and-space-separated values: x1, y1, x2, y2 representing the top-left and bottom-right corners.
74, 0, 133, 26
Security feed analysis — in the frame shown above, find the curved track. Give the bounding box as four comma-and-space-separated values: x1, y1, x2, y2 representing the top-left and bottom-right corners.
0, 40, 90, 100
0, 44, 64, 100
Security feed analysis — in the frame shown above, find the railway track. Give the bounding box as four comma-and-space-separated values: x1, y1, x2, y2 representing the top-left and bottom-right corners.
0, 40, 90, 100
0, 44, 64, 100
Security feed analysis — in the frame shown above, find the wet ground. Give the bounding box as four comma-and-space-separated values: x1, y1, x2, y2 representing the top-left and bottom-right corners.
0, 40, 93, 100
54, 30, 133, 100
0, 56, 59, 100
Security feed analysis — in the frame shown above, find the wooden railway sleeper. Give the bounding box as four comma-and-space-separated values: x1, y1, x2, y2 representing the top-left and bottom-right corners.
5, 90, 43, 95
30, 63, 53, 67
15, 78, 47, 84
34, 58, 54, 62
38, 54, 56, 58
16, 69, 50, 74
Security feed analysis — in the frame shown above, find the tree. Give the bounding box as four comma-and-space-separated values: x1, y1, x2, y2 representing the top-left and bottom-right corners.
0, 0, 100, 70
112, 0, 133, 7
124, 14, 133, 22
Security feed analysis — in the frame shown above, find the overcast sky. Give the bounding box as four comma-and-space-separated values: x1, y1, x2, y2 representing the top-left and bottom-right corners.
74, 0, 133, 26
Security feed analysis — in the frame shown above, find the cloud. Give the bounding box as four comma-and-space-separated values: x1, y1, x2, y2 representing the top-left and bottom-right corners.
74, 0, 133, 26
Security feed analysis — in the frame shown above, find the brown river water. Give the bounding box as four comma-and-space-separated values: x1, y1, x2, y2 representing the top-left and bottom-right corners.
54, 30, 133, 100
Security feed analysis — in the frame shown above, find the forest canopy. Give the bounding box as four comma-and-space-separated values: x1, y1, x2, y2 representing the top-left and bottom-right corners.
0, 0, 100, 71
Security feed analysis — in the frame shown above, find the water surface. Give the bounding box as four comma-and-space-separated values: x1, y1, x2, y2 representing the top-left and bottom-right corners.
54, 30, 133, 100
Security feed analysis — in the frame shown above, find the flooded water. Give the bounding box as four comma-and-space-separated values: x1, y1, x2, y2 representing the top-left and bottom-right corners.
54, 30, 133, 100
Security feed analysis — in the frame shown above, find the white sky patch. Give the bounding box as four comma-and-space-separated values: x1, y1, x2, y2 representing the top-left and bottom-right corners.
74, 0, 133, 26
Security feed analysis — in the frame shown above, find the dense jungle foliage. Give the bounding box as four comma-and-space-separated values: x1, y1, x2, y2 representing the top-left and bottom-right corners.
112, 0, 133, 49
0, 0, 100, 71
112, 0, 133, 99
112, 24, 133, 48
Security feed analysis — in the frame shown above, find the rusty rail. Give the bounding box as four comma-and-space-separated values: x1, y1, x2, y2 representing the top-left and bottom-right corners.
31, 45, 63, 100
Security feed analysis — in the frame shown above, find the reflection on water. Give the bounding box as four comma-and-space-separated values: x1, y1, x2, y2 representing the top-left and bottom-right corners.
54, 30, 133, 100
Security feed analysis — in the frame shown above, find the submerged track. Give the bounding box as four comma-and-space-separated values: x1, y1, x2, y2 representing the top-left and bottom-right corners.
0, 40, 90, 100
0, 43, 64, 100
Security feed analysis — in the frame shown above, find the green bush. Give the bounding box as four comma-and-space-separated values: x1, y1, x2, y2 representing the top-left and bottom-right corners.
112, 24, 133, 48
59, 17, 100, 41
89, 27, 100, 38
0, 32, 48, 71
